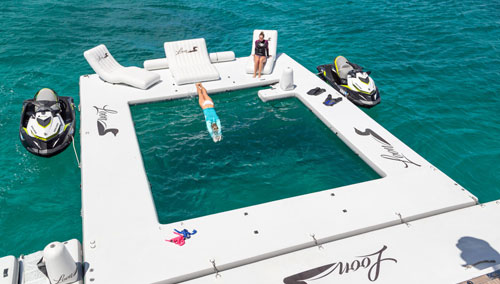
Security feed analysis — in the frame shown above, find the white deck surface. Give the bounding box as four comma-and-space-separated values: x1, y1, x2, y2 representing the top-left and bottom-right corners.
79, 53, 479, 284
182, 201, 500, 284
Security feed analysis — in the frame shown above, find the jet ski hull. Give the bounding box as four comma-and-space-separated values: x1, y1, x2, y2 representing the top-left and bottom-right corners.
19, 96, 76, 158
316, 64, 380, 108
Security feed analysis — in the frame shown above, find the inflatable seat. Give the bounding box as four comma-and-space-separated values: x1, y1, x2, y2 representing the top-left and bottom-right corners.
164, 38, 220, 85
245, 30, 278, 75
84, 44, 160, 90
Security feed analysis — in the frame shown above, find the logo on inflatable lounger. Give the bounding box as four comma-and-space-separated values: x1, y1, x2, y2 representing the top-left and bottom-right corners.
94, 105, 119, 136
52, 267, 78, 284
176, 46, 198, 55
354, 128, 420, 168
283, 245, 397, 283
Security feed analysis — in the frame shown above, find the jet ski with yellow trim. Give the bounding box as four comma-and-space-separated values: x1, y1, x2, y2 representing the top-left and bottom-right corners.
316, 56, 380, 108
19, 88, 76, 157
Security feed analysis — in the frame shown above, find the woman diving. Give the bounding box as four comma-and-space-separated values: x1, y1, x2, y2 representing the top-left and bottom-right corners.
196, 83, 222, 142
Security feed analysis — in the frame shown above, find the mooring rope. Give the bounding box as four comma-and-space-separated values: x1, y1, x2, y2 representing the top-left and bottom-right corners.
71, 136, 81, 168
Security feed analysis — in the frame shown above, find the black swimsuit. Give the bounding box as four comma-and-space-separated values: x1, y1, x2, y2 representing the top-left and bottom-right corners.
255, 40, 268, 57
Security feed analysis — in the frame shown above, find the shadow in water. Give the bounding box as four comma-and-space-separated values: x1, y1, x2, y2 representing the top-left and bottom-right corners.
457, 236, 500, 270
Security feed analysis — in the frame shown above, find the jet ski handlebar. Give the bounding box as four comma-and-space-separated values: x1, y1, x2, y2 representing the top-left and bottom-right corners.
33, 100, 61, 113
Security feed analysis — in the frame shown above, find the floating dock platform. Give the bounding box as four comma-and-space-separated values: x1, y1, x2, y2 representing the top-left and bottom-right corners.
74, 46, 500, 284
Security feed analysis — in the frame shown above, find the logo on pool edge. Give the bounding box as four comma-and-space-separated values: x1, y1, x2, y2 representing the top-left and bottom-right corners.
354, 128, 421, 168
283, 245, 397, 283
94, 105, 119, 136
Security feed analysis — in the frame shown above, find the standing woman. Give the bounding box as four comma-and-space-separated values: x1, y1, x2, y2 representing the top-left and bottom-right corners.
253, 31, 271, 78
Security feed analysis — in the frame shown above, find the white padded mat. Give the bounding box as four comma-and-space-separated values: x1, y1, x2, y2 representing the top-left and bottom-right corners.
164, 38, 220, 85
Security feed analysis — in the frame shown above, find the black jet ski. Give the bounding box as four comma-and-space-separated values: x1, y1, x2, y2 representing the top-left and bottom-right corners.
316, 56, 380, 108
19, 88, 76, 157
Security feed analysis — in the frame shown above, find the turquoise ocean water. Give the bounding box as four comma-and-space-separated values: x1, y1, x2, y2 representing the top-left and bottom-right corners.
1, 1, 499, 256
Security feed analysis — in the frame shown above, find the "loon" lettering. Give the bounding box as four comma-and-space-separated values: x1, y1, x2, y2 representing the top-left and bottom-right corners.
94, 105, 119, 136
354, 128, 421, 168
283, 245, 397, 283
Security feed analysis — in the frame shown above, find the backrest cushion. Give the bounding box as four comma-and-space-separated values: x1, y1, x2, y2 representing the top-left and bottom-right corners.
83, 44, 122, 76
164, 38, 211, 70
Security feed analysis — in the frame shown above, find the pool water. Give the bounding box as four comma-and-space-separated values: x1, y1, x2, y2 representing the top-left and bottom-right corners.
131, 89, 379, 224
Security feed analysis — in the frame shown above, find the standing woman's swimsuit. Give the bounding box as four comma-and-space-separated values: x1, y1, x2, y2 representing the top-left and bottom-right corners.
255, 39, 269, 57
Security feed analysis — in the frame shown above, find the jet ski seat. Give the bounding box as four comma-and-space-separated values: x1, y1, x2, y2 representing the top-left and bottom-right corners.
164, 38, 220, 85
35, 88, 57, 102
84, 44, 160, 90
245, 29, 278, 75
334, 56, 354, 81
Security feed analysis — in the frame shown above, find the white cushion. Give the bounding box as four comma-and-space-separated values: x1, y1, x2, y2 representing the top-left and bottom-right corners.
164, 38, 220, 85
245, 30, 278, 75
84, 44, 160, 90
144, 58, 169, 70
209, 51, 235, 63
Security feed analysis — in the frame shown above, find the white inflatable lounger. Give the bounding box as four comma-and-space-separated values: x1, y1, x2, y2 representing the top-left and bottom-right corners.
164, 38, 220, 85
83, 44, 160, 90
246, 29, 278, 75
144, 51, 235, 71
